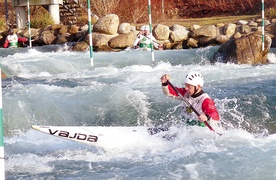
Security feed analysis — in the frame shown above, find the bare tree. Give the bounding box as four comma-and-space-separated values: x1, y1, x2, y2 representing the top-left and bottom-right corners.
117, 0, 148, 23
91, 0, 119, 17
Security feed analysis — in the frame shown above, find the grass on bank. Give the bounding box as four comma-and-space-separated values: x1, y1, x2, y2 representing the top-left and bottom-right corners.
0, 7, 276, 31
156, 15, 261, 27
266, 8, 276, 19
0, 16, 5, 31
29, 7, 54, 29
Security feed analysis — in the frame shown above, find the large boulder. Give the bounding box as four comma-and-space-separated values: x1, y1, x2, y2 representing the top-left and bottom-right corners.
93, 14, 119, 35
216, 35, 230, 44
187, 38, 198, 48
118, 23, 131, 34
108, 32, 136, 49
212, 32, 272, 64
191, 25, 217, 38
248, 20, 258, 27
56, 33, 74, 44
170, 24, 189, 42
72, 41, 89, 51
266, 22, 276, 47
153, 24, 170, 40
18, 28, 41, 38
40, 30, 57, 45
239, 24, 252, 34
69, 25, 80, 34
75, 30, 88, 42
224, 23, 236, 36
58, 25, 69, 34
237, 20, 248, 25
88, 32, 118, 48
190, 25, 218, 46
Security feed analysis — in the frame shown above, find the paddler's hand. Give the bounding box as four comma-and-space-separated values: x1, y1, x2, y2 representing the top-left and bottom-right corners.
137, 31, 143, 36
198, 114, 208, 122
160, 74, 170, 84
158, 44, 164, 50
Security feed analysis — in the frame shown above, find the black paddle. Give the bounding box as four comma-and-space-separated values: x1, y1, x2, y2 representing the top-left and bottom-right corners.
167, 80, 222, 136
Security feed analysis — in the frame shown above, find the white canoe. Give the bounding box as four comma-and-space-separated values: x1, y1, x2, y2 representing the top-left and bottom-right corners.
31, 125, 169, 148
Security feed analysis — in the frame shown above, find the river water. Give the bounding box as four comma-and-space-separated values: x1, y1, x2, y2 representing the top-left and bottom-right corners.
0, 45, 276, 180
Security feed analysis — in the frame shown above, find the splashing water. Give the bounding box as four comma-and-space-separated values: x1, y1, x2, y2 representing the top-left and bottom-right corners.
0, 46, 276, 179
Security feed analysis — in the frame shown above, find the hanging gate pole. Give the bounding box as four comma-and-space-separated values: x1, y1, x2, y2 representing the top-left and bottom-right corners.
147, 0, 155, 62
87, 0, 94, 66
27, 0, 32, 47
261, 0, 265, 51
0, 67, 5, 180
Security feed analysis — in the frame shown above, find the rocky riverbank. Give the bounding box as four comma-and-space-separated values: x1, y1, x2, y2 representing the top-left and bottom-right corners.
0, 14, 276, 52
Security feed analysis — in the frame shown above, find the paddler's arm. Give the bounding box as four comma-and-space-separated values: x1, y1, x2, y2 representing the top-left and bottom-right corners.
3, 39, 9, 48
161, 74, 186, 99
132, 36, 140, 48
198, 98, 220, 122
151, 36, 163, 50
132, 31, 144, 48
18, 37, 27, 43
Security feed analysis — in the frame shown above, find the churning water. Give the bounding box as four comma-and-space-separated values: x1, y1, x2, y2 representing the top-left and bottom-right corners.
0, 45, 276, 180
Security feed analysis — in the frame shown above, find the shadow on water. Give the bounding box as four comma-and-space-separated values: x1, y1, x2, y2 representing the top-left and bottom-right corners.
2, 76, 80, 88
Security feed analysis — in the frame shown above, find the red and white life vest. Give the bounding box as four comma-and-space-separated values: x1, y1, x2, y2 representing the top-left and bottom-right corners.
181, 93, 210, 121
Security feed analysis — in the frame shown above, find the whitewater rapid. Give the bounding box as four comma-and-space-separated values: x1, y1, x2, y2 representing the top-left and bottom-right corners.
0, 45, 275, 179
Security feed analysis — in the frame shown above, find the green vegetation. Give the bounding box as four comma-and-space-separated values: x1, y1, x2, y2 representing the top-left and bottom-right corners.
266, 8, 276, 19
30, 13, 54, 29
28, 6, 54, 28
0, 17, 5, 31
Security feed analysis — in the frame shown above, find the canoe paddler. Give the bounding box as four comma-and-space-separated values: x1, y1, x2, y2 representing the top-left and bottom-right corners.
3, 28, 28, 48
132, 25, 163, 51
161, 71, 220, 127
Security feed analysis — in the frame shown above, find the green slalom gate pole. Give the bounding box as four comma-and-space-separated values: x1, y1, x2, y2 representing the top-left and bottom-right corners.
87, 0, 93, 66
0, 66, 5, 179
262, 0, 265, 51
147, 0, 155, 62
27, 0, 32, 47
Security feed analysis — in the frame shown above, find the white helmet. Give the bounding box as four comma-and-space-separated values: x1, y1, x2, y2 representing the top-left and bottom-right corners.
184, 71, 204, 87
140, 26, 145, 31
141, 25, 150, 31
